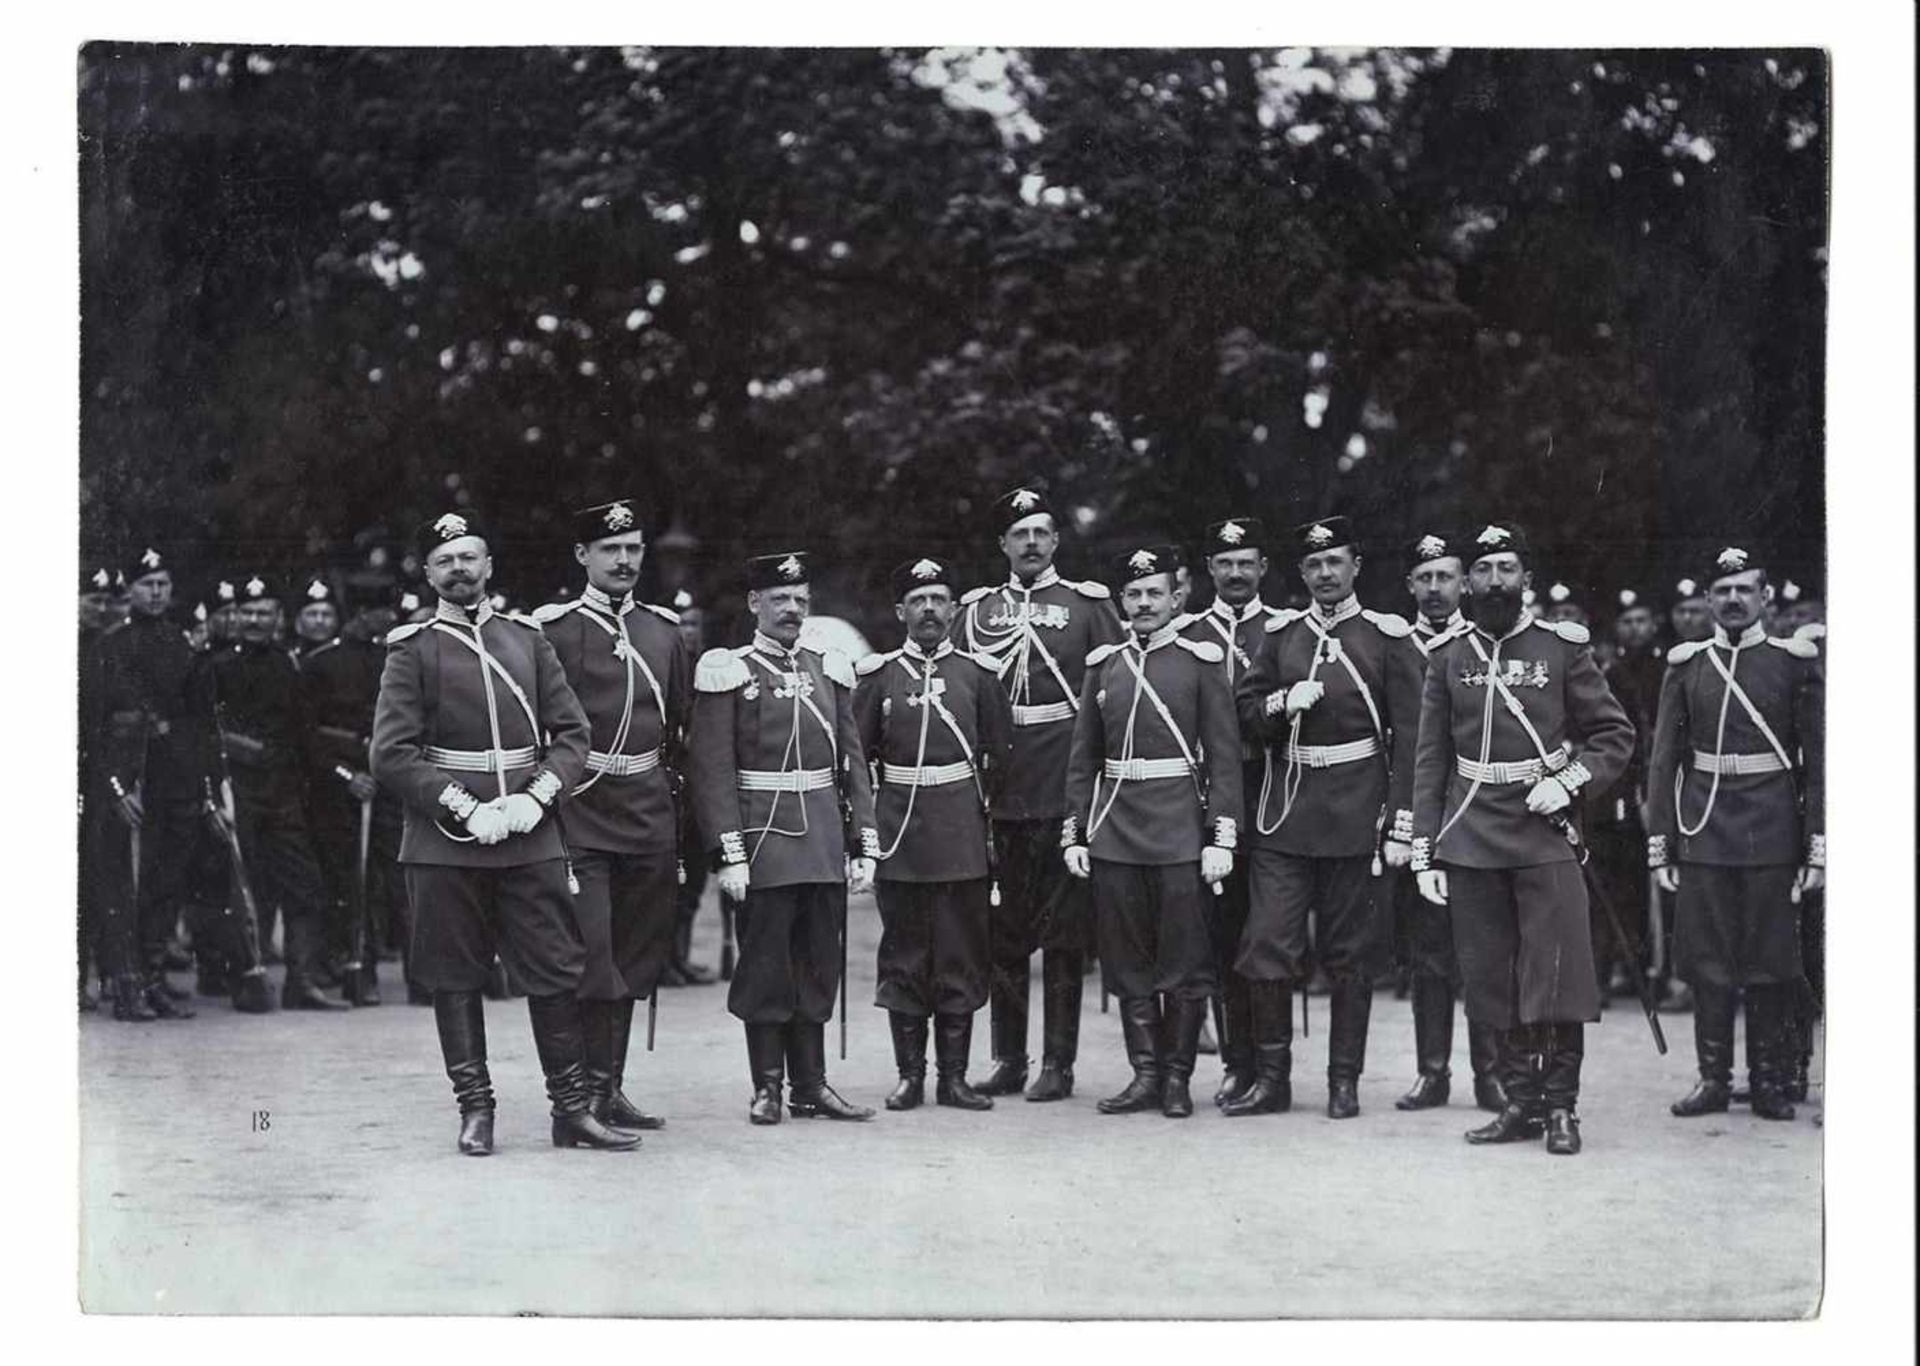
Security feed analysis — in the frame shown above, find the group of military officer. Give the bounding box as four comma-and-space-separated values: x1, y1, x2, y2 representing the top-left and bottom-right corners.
80, 480, 1825, 1161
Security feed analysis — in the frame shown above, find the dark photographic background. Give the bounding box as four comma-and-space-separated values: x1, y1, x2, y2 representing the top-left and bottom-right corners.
78, 46, 1828, 640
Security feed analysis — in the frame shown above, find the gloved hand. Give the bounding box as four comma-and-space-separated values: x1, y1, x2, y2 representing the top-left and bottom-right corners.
347, 771, 378, 803
1063, 845, 1091, 879
1654, 866, 1681, 895
1200, 846, 1233, 884
465, 802, 512, 846
1284, 680, 1326, 716
716, 863, 750, 901
1416, 869, 1449, 906
1382, 839, 1413, 870
848, 857, 876, 895
498, 792, 545, 834
1795, 864, 1824, 897
1525, 776, 1571, 815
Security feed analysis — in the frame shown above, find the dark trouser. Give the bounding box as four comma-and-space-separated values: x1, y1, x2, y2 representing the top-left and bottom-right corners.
1091, 859, 1217, 1003
1673, 863, 1802, 988
308, 790, 368, 969
1587, 818, 1647, 990
233, 790, 332, 986
403, 860, 585, 996
1208, 852, 1254, 1071
987, 819, 1089, 1066
570, 847, 679, 1000
81, 801, 140, 980
1236, 848, 1386, 985
728, 882, 844, 1024
1394, 869, 1501, 1089
136, 793, 226, 973
1448, 862, 1601, 1027
874, 878, 991, 1017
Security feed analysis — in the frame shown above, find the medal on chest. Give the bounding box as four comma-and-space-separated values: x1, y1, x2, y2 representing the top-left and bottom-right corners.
906, 677, 947, 708
987, 600, 1069, 631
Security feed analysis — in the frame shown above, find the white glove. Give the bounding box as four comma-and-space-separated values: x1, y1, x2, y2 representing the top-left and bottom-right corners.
1525, 777, 1571, 815
1654, 866, 1681, 895
716, 863, 750, 901
465, 802, 512, 846
1200, 846, 1233, 884
1382, 839, 1413, 870
1416, 869, 1449, 906
1796, 865, 1824, 896
498, 792, 545, 834
848, 858, 876, 895
1064, 845, 1091, 879
1284, 680, 1326, 716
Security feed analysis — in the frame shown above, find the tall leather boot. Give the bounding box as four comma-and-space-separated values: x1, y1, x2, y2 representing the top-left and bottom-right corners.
111, 973, 159, 1023
934, 1013, 993, 1110
1160, 994, 1208, 1118
1096, 996, 1165, 1114
1467, 1023, 1544, 1143
1212, 974, 1255, 1107
1745, 985, 1796, 1121
1542, 1022, 1585, 1155
578, 999, 647, 1138
786, 1021, 875, 1120
1467, 1020, 1507, 1112
1396, 975, 1455, 1110
746, 1022, 786, 1125
1222, 979, 1293, 1115
433, 991, 494, 1155
282, 911, 350, 1011
1787, 983, 1814, 1102
885, 1012, 929, 1111
1325, 974, 1373, 1119
1671, 983, 1736, 1117
977, 961, 1031, 1096
1025, 949, 1081, 1102
527, 994, 642, 1150
603, 997, 665, 1130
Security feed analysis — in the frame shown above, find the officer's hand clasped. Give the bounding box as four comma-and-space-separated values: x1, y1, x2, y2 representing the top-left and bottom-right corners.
1284, 680, 1326, 716
1525, 777, 1571, 816
497, 793, 545, 835
1382, 838, 1413, 870
464, 802, 512, 845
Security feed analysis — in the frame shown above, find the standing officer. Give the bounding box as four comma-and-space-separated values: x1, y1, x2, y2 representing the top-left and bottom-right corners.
854, 556, 1013, 1112
1228, 516, 1422, 1119
1178, 517, 1281, 1106
954, 481, 1122, 1102
1392, 531, 1506, 1113
1647, 546, 1823, 1122
1063, 544, 1240, 1118
533, 498, 691, 1133
1410, 521, 1635, 1156
372, 511, 637, 1155
687, 551, 880, 1125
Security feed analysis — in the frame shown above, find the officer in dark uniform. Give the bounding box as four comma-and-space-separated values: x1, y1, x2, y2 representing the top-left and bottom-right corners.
1647, 545, 1824, 1122
687, 550, 880, 1125
1410, 521, 1635, 1155
953, 481, 1123, 1102
1063, 543, 1241, 1118
1228, 516, 1422, 1120
1177, 517, 1281, 1107
533, 498, 691, 1133
854, 556, 1013, 1112
372, 511, 637, 1155
663, 588, 719, 986
1392, 531, 1506, 1113
1590, 588, 1665, 1003
80, 565, 147, 1018
212, 574, 349, 1011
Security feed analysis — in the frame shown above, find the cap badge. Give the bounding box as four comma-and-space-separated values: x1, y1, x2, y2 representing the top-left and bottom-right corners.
671, 589, 693, 610
140, 547, 162, 569
1306, 524, 1334, 548
399, 592, 421, 612
1128, 549, 1157, 574
246, 576, 267, 598
434, 513, 469, 540
778, 554, 804, 582
193, 603, 208, 622
911, 558, 942, 581
217, 581, 235, 602
1781, 580, 1801, 602
1416, 534, 1447, 560
603, 502, 635, 532
1218, 520, 1246, 545
91, 568, 110, 589
1676, 578, 1698, 597
1716, 547, 1749, 573
1477, 525, 1511, 547
307, 580, 329, 601
1618, 589, 1638, 608
1010, 489, 1040, 512
1549, 583, 1571, 603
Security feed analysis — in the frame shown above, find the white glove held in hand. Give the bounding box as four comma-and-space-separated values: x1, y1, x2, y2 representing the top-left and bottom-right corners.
716, 864, 750, 901
848, 858, 876, 895
498, 793, 544, 834
1525, 777, 1571, 815
1285, 680, 1326, 716
1200, 846, 1233, 884
1654, 866, 1681, 895
465, 803, 512, 846
1064, 846, 1091, 879
1416, 869, 1449, 906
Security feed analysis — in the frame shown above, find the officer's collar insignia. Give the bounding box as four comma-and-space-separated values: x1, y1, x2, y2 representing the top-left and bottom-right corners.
434, 513, 469, 540
1306, 524, 1334, 548
1011, 489, 1040, 512
91, 568, 110, 589
1129, 549, 1158, 574
307, 580, 329, 601
246, 576, 267, 598
778, 554, 804, 582
217, 580, 236, 602
911, 558, 942, 581
1477, 525, 1510, 547
1416, 534, 1447, 560
604, 502, 635, 531
1218, 520, 1246, 545
1716, 547, 1748, 573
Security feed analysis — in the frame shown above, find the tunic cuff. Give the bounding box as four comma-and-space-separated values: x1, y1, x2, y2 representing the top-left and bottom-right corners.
718, 830, 747, 866
1646, 834, 1669, 869
526, 769, 563, 807
1806, 834, 1825, 869
1213, 817, 1238, 852
1059, 815, 1080, 849
1556, 759, 1594, 795
860, 827, 881, 860
437, 783, 480, 821
1390, 808, 1414, 844
1409, 837, 1432, 873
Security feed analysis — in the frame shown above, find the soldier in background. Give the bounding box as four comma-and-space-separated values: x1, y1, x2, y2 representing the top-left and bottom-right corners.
954, 482, 1122, 1103
663, 588, 720, 986
1669, 578, 1712, 645
79, 566, 140, 1016
1591, 588, 1664, 1006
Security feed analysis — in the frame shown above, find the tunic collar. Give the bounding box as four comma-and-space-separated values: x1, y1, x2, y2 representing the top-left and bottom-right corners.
1417, 609, 1467, 636
1006, 566, 1061, 593
752, 630, 800, 662
582, 584, 634, 615
1129, 621, 1183, 654
1712, 623, 1767, 649
435, 597, 493, 628
1208, 595, 1266, 625
902, 638, 954, 664
1471, 608, 1535, 645
1311, 594, 1361, 628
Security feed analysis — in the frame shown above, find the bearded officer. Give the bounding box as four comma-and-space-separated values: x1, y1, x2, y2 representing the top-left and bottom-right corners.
1392, 531, 1507, 1113
953, 481, 1123, 1102
1227, 516, 1422, 1120
1648, 545, 1823, 1122
1177, 516, 1281, 1107
854, 556, 1013, 1112
372, 511, 637, 1155
1063, 544, 1240, 1118
532, 498, 691, 1133
688, 550, 880, 1125
1410, 521, 1635, 1156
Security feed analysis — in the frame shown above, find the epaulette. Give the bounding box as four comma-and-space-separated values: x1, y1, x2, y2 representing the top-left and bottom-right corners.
694, 648, 751, 693
530, 600, 579, 625
505, 611, 544, 631
855, 648, 900, 677
820, 647, 856, 690
1169, 612, 1198, 632
386, 622, 427, 647
1766, 634, 1820, 659
1086, 642, 1123, 669
1793, 622, 1827, 644
1666, 640, 1709, 666
1068, 578, 1112, 600
1361, 609, 1413, 639
1175, 637, 1225, 664
642, 601, 681, 625
1534, 617, 1590, 645
1264, 609, 1307, 633
960, 585, 995, 607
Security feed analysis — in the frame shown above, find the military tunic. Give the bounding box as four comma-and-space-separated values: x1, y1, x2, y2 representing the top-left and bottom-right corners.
1394, 610, 1474, 987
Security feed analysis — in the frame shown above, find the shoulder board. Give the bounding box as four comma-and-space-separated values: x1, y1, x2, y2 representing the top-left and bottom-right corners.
960, 585, 996, 606
1534, 617, 1590, 645
1068, 578, 1112, 600
1169, 612, 1198, 632
642, 601, 680, 624
1766, 634, 1819, 659
1361, 609, 1413, 639
385, 621, 427, 647
1793, 622, 1826, 643
1086, 642, 1123, 669
505, 611, 544, 631
1264, 609, 1307, 634
694, 648, 751, 693
1175, 637, 1225, 664
530, 600, 579, 625
855, 649, 900, 677
818, 648, 856, 689
1666, 640, 1709, 666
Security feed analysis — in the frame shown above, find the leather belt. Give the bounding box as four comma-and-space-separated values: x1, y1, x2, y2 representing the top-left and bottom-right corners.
425, 744, 538, 773
1012, 701, 1074, 727
1692, 749, 1789, 776
1286, 736, 1380, 769
737, 766, 836, 794
881, 760, 975, 788
1103, 756, 1192, 781
1456, 744, 1570, 786
585, 747, 663, 778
